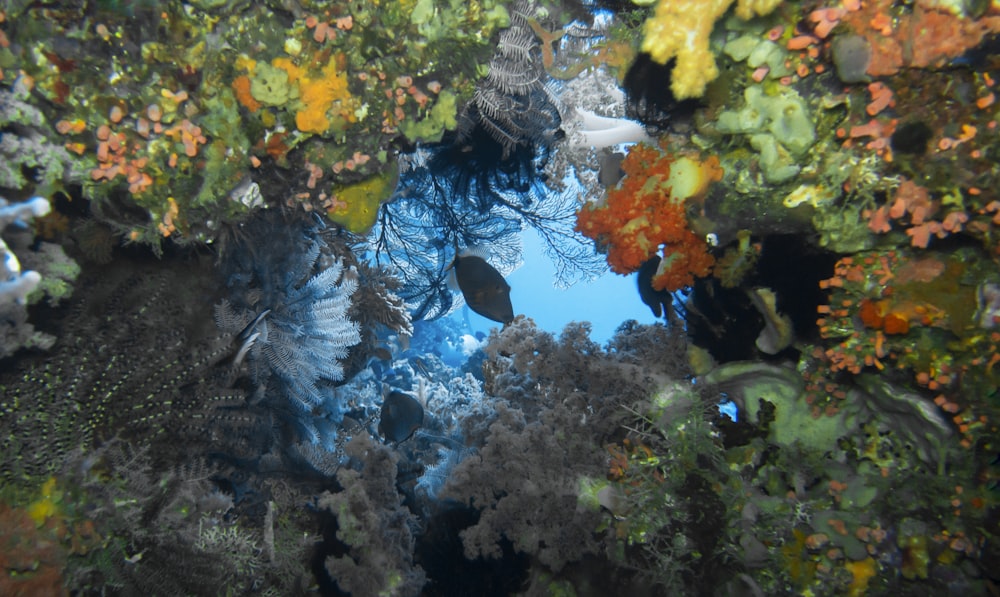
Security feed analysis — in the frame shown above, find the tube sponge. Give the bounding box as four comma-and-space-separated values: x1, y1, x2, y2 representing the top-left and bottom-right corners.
716, 86, 816, 182
568, 109, 652, 149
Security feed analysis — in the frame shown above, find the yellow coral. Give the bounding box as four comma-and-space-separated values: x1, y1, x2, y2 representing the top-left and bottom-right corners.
640, 0, 782, 99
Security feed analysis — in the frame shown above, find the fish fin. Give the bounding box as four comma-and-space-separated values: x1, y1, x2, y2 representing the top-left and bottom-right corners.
459, 245, 491, 260
446, 264, 461, 291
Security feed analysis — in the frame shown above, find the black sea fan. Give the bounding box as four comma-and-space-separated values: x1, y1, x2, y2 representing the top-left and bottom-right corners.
371, 133, 603, 321
369, 0, 605, 322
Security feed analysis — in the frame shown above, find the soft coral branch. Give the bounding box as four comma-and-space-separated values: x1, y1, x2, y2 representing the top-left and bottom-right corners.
575, 143, 717, 291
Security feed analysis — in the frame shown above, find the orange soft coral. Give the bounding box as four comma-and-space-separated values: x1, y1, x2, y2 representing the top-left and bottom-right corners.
575, 143, 717, 292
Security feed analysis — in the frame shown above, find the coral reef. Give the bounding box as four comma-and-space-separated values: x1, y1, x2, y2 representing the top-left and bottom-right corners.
0, 77, 83, 197
1, 196, 57, 355
3, 0, 512, 246
215, 209, 418, 473
2, 1, 1000, 595
442, 317, 699, 579
807, 247, 999, 447
597, 380, 731, 592
704, 357, 995, 596
457, 0, 563, 157
370, 136, 604, 321
0, 258, 263, 490
715, 85, 816, 183
67, 444, 268, 594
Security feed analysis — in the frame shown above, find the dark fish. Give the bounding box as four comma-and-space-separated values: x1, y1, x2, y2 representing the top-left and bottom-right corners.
598, 151, 626, 188
378, 391, 424, 444
637, 256, 672, 319
452, 249, 514, 324
232, 308, 271, 368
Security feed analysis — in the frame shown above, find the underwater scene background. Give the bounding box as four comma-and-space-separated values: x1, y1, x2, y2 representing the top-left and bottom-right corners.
1, 0, 999, 595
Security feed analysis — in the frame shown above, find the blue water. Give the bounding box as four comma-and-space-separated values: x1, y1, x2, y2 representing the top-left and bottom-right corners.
459, 229, 660, 344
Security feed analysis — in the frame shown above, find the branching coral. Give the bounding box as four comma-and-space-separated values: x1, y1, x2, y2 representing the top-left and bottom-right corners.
69, 444, 268, 594
1, 197, 49, 306
575, 142, 720, 291
0, 196, 79, 357
444, 398, 609, 571
0, 78, 82, 197
599, 381, 731, 592
640, 0, 783, 99
442, 317, 694, 574
318, 434, 426, 596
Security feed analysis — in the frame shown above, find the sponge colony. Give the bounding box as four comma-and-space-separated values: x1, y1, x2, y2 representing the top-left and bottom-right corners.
716, 86, 816, 183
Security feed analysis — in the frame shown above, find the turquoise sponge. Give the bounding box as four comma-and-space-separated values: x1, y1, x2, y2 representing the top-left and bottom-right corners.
717, 86, 816, 183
